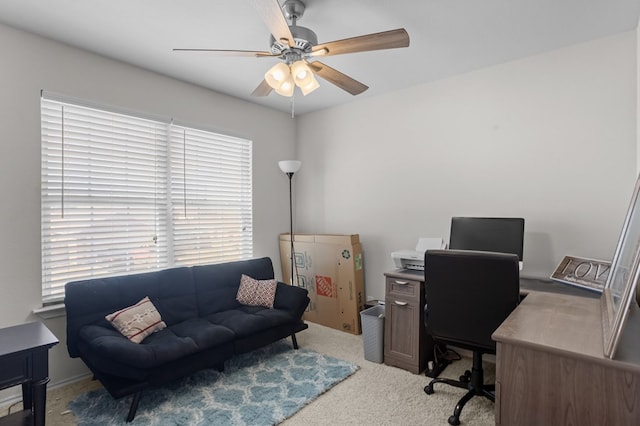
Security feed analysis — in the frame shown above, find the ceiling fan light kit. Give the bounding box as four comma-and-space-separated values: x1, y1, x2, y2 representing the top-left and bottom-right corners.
266, 59, 319, 97
175, 0, 410, 99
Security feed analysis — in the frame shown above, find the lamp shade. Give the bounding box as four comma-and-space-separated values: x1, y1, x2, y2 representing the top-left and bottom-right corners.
299, 75, 320, 96
291, 60, 320, 96
265, 62, 291, 90
279, 160, 302, 174
291, 61, 312, 86
275, 74, 295, 97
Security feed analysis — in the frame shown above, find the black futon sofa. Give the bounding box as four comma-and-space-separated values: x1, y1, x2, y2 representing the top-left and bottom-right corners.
65, 257, 310, 421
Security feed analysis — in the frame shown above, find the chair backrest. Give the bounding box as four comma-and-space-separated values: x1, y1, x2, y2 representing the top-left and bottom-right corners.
424, 249, 520, 352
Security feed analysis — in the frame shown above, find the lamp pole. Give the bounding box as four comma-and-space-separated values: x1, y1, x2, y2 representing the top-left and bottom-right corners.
279, 160, 302, 286
286, 171, 295, 285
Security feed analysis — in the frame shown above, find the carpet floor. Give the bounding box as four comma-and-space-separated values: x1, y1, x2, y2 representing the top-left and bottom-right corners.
68, 341, 358, 425
2, 322, 496, 425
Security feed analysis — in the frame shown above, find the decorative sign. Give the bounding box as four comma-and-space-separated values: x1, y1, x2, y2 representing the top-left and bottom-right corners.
551, 255, 610, 293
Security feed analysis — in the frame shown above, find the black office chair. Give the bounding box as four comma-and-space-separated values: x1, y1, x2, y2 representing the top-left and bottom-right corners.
423, 249, 520, 426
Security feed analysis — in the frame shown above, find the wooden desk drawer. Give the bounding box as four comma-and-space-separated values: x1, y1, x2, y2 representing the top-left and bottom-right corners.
386, 277, 421, 301
0, 353, 29, 390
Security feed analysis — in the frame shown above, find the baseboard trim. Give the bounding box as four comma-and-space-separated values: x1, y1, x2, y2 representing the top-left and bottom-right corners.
0, 373, 93, 408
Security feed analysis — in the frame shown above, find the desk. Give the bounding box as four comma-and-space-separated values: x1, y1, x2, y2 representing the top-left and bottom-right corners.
518, 276, 600, 298
493, 292, 640, 425
382, 269, 598, 374
0, 322, 59, 426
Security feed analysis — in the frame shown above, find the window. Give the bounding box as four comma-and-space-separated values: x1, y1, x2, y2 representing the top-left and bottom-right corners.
41, 96, 252, 303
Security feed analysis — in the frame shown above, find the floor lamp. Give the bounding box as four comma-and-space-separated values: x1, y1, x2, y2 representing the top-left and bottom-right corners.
279, 160, 301, 286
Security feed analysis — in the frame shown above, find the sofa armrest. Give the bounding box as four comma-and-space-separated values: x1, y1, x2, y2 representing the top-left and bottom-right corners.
273, 282, 310, 320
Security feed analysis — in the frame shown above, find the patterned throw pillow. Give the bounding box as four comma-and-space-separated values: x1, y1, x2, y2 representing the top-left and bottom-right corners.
105, 296, 166, 344
236, 274, 277, 309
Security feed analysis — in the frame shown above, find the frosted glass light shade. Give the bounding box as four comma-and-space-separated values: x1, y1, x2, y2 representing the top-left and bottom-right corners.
291, 61, 320, 96
279, 160, 302, 174
275, 74, 295, 97
299, 75, 320, 96
291, 61, 312, 85
265, 62, 291, 90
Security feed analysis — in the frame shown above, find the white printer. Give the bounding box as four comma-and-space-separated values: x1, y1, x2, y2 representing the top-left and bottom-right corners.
391, 237, 446, 271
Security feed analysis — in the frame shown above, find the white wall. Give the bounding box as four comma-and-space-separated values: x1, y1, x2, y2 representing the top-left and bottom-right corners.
295, 32, 638, 302
0, 23, 296, 397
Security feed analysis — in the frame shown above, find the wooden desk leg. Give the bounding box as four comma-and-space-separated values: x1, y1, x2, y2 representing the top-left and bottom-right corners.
32, 377, 50, 426
21, 381, 33, 411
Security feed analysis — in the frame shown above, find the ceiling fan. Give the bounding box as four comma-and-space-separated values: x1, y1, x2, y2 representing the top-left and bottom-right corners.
174, 0, 410, 98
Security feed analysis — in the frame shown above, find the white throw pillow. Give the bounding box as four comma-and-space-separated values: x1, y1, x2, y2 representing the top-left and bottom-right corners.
105, 296, 166, 343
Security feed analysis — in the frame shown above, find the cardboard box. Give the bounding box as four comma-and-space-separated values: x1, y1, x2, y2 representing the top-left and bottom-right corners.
279, 233, 365, 334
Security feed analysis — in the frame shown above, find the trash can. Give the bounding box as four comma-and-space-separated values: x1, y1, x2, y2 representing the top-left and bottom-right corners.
360, 305, 385, 363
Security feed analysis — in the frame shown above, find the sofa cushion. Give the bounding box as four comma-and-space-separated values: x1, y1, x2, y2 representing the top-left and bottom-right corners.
167, 318, 236, 349
236, 274, 277, 308
106, 296, 166, 343
205, 306, 294, 338
78, 320, 233, 369
65, 266, 198, 357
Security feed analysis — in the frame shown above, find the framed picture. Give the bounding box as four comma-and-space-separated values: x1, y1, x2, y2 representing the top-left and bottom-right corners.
601, 173, 640, 359
551, 255, 610, 293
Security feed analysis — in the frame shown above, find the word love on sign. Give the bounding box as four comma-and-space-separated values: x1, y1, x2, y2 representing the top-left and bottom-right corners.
551, 255, 611, 292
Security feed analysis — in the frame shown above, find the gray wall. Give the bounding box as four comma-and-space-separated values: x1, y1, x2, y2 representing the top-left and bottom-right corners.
295, 32, 638, 302
0, 23, 296, 398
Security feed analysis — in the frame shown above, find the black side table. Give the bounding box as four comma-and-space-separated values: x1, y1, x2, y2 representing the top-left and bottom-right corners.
0, 322, 59, 426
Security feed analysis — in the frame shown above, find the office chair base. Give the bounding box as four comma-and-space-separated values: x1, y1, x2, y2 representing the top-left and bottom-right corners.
448, 385, 494, 425
425, 380, 494, 425
424, 352, 494, 425
424, 377, 468, 395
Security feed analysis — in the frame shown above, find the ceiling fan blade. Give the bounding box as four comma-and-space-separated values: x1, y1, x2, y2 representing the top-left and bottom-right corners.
247, 0, 295, 47
307, 61, 368, 96
173, 48, 276, 57
311, 28, 409, 57
251, 79, 273, 97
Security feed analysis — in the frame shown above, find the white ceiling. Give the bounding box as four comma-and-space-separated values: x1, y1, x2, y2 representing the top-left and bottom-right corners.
1, 0, 639, 115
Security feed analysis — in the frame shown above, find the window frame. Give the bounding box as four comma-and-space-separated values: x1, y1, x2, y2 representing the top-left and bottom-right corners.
40, 94, 253, 304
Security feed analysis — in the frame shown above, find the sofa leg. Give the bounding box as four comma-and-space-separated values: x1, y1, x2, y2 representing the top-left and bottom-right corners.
291, 333, 299, 350
126, 391, 142, 423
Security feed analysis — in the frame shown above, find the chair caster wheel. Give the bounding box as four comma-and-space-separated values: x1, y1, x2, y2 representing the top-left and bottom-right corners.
424, 384, 434, 395
448, 415, 461, 426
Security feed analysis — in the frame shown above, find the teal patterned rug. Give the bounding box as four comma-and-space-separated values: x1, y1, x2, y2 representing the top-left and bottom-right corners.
68, 341, 358, 425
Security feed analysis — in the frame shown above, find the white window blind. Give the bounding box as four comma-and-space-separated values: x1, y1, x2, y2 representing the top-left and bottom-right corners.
41, 97, 253, 304
169, 126, 253, 266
